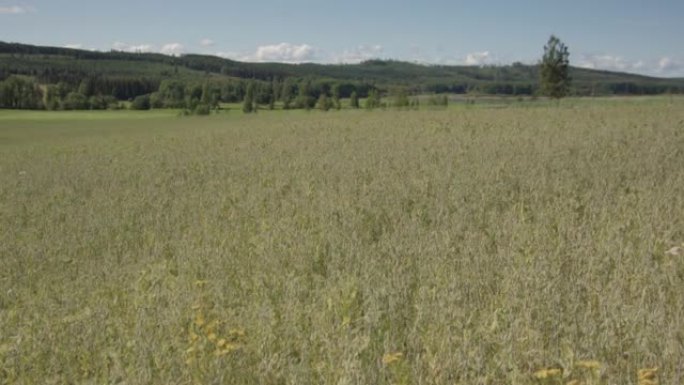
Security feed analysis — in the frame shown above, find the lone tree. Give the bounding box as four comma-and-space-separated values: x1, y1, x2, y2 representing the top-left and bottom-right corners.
365, 89, 382, 110
349, 91, 359, 109
316, 94, 332, 111
242, 81, 255, 113
540, 35, 570, 99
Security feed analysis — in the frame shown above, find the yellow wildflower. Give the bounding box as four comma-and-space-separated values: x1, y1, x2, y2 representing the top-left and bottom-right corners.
576, 360, 601, 370
214, 343, 241, 356
207, 332, 217, 342
638, 367, 658, 385
204, 320, 219, 334
534, 368, 562, 380
226, 343, 241, 351
638, 368, 657, 380
382, 352, 403, 365
188, 331, 199, 343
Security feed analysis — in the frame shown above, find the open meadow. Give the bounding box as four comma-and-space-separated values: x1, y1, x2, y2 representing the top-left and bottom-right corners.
1, 99, 684, 384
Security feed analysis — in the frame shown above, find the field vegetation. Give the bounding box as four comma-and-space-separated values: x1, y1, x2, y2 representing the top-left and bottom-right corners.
1, 99, 683, 384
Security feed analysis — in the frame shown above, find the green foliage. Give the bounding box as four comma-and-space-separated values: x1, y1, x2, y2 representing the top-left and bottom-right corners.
331, 84, 341, 110
192, 103, 212, 116
540, 35, 571, 99
130, 94, 151, 110
157, 80, 187, 108
294, 81, 315, 110
0, 76, 43, 109
1, 40, 684, 113
350, 91, 359, 108
78, 79, 94, 96
391, 89, 410, 109
61, 92, 89, 110
88, 94, 118, 110
255, 81, 274, 107
268, 90, 275, 110
149, 92, 164, 109
280, 78, 295, 109
316, 94, 332, 111
242, 82, 255, 113
44, 87, 60, 110
200, 82, 219, 109
365, 89, 382, 109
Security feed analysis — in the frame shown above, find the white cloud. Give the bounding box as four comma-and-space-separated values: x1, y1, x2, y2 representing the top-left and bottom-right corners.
217, 43, 317, 63
576, 53, 683, 76
200, 38, 215, 47
241, 43, 316, 63
161, 43, 184, 56
0, 5, 33, 14
195, 44, 684, 77
111, 42, 185, 56
112, 41, 154, 53
464, 51, 491, 66
576, 54, 638, 72
221, 43, 382, 64
657, 57, 682, 73
332, 44, 384, 63
64, 43, 83, 49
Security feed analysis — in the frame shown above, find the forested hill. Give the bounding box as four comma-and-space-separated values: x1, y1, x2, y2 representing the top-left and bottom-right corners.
1, 41, 684, 111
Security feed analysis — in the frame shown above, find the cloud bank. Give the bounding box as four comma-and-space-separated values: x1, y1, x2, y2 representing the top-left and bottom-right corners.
111, 42, 184, 56
219, 43, 387, 64
577, 53, 683, 76
102, 39, 683, 78
464, 51, 491, 66
248, 43, 317, 63
161, 43, 184, 56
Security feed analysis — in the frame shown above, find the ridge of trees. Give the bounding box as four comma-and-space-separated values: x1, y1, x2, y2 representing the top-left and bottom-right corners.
1, 41, 684, 111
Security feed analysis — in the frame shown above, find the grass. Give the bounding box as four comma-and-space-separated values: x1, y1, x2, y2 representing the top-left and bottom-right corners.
0, 109, 182, 121
1, 99, 683, 384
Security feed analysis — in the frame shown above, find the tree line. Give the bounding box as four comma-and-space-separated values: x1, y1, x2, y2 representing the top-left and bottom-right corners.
0, 74, 382, 112
2, 37, 684, 111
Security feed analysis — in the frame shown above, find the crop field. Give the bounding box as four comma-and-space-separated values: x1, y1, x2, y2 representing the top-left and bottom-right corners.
1, 99, 684, 384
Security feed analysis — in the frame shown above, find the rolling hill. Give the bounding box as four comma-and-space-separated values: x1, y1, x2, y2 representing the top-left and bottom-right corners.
1, 41, 683, 110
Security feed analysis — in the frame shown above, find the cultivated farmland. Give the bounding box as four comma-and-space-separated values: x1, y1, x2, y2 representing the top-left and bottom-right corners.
1, 99, 683, 384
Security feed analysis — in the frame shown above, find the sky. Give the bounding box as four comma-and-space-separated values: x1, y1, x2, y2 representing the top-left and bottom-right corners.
1, 0, 683, 77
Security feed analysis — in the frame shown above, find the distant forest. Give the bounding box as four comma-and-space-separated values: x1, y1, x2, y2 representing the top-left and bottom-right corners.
1, 41, 684, 111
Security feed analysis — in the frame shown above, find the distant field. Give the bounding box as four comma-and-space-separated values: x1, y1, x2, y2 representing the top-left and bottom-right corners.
1, 99, 683, 384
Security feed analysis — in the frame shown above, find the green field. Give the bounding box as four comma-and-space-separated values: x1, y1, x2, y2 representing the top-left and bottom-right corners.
1, 99, 683, 384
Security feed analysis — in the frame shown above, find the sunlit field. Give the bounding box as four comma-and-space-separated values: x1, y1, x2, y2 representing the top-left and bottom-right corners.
1, 99, 683, 384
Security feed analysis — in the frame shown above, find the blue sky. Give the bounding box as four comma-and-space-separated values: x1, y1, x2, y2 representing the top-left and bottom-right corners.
1, 0, 683, 77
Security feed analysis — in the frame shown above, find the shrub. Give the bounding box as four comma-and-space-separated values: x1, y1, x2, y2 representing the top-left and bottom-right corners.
62, 92, 89, 110
130, 95, 151, 110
